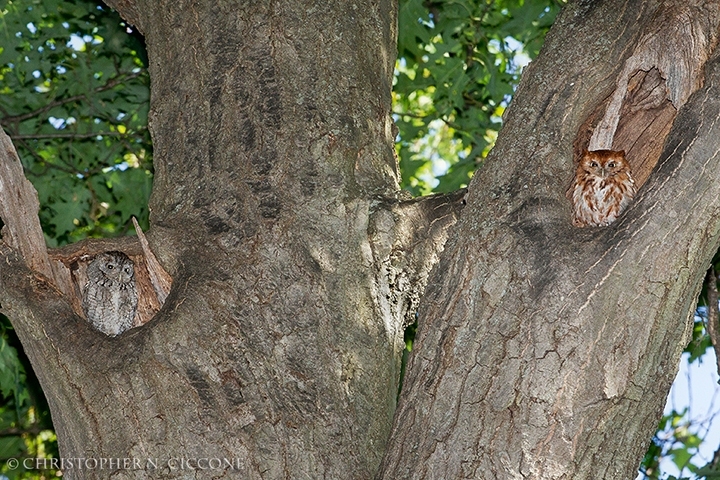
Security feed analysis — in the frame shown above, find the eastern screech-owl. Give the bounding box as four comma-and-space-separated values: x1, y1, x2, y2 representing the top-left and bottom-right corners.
82, 251, 138, 336
571, 149, 636, 227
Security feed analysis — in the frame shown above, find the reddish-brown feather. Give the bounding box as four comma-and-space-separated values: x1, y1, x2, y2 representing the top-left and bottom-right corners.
571, 150, 636, 227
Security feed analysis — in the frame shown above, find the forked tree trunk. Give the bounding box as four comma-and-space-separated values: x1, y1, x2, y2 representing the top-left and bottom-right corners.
1, 0, 720, 479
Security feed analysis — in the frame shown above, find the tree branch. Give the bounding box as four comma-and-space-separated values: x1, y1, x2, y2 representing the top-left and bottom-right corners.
0, 72, 142, 128
381, 1, 720, 477
132, 217, 172, 304
705, 266, 720, 381
0, 130, 53, 279
0, 426, 46, 437
9, 131, 138, 140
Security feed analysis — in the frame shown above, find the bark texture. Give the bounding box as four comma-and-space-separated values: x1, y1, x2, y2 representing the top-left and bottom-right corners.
0, 0, 464, 479
2, 0, 720, 479
380, 0, 720, 478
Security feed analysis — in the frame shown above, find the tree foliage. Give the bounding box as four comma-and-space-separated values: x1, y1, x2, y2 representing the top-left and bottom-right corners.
0, 0, 151, 247
0, 0, 718, 479
394, 0, 560, 194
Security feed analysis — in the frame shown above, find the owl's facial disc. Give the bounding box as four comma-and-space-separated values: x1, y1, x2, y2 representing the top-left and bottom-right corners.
119, 266, 133, 282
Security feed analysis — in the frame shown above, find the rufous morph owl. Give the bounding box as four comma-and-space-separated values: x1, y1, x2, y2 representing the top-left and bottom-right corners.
571, 149, 636, 227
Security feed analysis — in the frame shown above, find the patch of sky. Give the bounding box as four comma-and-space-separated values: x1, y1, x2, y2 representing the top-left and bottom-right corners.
68, 34, 85, 51
68, 34, 102, 51
411, 118, 463, 186
488, 36, 531, 75
636, 308, 720, 479
423, 11, 435, 29
102, 162, 130, 173
48, 117, 76, 129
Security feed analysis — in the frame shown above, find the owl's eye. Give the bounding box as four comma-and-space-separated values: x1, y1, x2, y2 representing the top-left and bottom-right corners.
590, 161, 599, 168
124, 267, 132, 274
107, 263, 114, 270
607, 162, 616, 168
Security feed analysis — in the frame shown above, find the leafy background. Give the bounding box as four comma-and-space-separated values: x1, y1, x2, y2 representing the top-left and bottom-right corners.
394, 0, 556, 195
0, 0, 717, 478
0, 0, 151, 247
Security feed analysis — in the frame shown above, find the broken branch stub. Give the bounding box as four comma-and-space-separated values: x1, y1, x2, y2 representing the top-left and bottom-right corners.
0, 129, 53, 279
133, 217, 171, 304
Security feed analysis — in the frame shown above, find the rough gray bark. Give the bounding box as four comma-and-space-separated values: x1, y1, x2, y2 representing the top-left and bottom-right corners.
2, 0, 720, 479
0, 0, 464, 479
379, 0, 720, 478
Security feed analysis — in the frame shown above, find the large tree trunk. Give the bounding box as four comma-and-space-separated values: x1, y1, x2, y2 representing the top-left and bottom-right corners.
1, 0, 720, 479
380, 0, 720, 478
0, 0, 463, 478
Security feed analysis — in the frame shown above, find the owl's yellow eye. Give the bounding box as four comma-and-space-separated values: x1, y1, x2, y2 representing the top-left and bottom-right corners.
607, 162, 616, 168
590, 161, 599, 168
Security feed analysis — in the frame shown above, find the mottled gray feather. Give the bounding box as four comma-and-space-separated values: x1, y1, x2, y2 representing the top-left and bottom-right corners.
82, 251, 138, 336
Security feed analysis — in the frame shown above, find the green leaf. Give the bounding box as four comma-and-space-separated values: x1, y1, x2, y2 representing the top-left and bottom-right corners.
394, 0, 562, 197
398, 0, 431, 60
0, 437, 25, 459
47, 196, 89, 236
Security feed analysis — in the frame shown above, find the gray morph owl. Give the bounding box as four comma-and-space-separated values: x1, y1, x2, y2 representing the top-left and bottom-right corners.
82, 251, 139, 336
